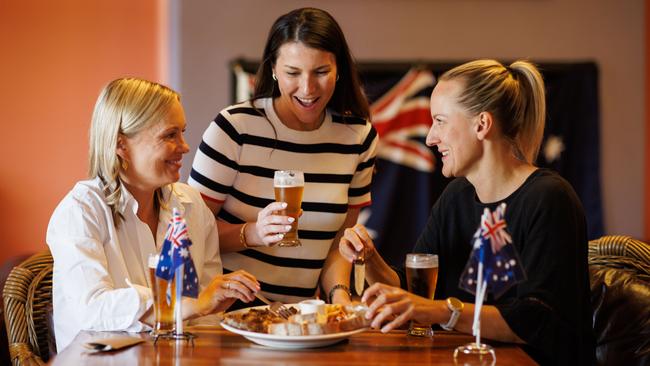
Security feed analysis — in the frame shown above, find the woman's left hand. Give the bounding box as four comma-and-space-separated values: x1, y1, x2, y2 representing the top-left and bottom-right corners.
361, 282, 434, 333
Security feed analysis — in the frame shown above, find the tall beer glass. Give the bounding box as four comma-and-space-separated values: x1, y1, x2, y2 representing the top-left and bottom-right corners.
405, 253, 439, 337
273, 170, 304, 247
148, 254, 176, 334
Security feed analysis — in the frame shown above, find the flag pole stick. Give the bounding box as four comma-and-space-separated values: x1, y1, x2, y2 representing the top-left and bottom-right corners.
476, 279, 487, 347
175, 263, 184, 335
474, 260, 483, 346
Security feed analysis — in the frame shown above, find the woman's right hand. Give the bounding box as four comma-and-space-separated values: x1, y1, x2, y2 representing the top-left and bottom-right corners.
361, 282, 436, 333
250, 201, 297, 247
339, 223, 376, 263
198, 270, 260, 315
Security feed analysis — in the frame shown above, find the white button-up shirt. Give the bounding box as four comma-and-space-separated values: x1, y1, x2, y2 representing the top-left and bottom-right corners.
47, 178, 221, 351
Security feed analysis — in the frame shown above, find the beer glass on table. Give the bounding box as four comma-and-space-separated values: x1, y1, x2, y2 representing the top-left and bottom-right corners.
273, 170, 304, 247
148, 254, 176, 335
405, 253, 439, 337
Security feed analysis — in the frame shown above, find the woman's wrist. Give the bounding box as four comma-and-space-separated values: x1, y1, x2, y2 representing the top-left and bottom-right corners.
332, 291, 352, 305
241, 222, 261, 248
413, 299, 447, 325
328, 284, 351, 303
366, 249, 383, 267
364, 252, 400, 287
239, 223, 253, 249
181, 297, 204, 321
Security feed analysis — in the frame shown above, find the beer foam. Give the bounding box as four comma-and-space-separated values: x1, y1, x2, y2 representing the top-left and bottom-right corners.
406, 262, 438, 269
274, 170, 304, 186
405, 254, 438, 268
274, 183, 303, 188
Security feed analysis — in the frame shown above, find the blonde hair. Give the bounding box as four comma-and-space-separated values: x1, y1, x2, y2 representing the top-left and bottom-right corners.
440, 59, 546, 164
88, 78, 180, 224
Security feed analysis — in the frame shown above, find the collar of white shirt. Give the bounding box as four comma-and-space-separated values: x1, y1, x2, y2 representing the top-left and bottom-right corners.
114, 182, 195, 220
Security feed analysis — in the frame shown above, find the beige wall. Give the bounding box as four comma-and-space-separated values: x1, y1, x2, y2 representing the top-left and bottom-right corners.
175, 0, 645, 238
0, 0, 163, 264
0, 0, 643, 266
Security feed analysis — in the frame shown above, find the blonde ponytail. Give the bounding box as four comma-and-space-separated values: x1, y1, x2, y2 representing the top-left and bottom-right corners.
440, 59, 546, 164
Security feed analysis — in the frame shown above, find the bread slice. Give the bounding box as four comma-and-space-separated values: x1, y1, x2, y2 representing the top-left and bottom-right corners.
268, 322, 304, 336
288, 312, 318, 323
339, 314, 370, 332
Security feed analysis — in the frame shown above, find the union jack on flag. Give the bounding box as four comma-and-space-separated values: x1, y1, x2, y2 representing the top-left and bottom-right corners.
370, 68, 436, 172
155, 207, 199, 299
458, 203, 526, 298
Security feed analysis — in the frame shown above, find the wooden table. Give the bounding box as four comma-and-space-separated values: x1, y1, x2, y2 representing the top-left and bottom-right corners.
49, 327, 537, 365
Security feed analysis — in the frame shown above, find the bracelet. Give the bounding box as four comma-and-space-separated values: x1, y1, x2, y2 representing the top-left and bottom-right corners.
328, 284, 351, 303
240, 223, 252, 248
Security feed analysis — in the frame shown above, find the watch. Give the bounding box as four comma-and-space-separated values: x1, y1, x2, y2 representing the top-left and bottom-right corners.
440, 297, 464, 331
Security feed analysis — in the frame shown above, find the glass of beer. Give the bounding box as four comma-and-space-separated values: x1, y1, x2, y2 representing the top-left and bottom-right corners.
273, 170, 304, 247
148, 253, 176, 335
405, 253, 439, 337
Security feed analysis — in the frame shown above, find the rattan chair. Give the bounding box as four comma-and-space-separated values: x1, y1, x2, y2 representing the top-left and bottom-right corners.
2, 251, 54, 366
589, 235, 650, 281
588, 235, 650, 365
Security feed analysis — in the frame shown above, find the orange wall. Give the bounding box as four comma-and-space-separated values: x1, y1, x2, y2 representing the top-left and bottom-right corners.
0, 1, 162, 264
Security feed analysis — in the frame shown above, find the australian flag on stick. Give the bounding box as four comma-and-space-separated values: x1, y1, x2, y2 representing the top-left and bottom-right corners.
459, 203, 526, 299
155, 207, 199, 301
458, 203, 526, 343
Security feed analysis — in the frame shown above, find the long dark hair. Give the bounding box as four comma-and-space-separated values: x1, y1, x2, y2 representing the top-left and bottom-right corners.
252, 7, 369, 119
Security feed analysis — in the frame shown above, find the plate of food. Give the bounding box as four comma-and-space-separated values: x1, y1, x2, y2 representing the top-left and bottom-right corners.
221, 303, 370, 349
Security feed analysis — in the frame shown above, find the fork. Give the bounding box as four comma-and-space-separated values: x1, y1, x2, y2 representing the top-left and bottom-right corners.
254, 292, 294, 319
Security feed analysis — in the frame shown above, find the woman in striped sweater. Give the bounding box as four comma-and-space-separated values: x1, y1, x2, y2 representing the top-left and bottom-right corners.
189, 8, 377, 306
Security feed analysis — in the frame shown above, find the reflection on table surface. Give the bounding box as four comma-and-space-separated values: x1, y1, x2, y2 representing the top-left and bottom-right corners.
49, 326, 537, 366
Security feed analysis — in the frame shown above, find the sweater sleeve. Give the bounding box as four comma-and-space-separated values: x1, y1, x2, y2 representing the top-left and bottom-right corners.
188, 110, 243, 203
493, 178, 591, 364
348, 124, 378, 208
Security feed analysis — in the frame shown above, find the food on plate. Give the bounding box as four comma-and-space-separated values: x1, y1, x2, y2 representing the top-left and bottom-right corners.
222, 308, 286, 333
223, 303, 370, 335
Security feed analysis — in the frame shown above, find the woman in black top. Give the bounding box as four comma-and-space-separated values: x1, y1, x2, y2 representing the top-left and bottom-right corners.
339, 60, 595, 365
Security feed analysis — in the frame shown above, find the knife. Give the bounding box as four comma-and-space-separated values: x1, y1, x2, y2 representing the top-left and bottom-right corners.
353, 248, 365, 296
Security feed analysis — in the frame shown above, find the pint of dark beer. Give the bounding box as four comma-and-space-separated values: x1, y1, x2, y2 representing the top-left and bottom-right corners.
405, 253, 439, 337
273, 170, 304, 247
148, 254, 176, 334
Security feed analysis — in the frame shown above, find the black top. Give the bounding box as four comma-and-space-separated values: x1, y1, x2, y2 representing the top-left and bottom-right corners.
403, 169, 595, 365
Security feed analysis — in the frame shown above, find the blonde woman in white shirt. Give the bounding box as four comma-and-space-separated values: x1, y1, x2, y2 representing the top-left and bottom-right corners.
47, 78, 259, 351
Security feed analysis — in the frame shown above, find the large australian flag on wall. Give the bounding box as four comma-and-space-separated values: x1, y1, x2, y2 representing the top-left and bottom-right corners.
231, 60, 603, 268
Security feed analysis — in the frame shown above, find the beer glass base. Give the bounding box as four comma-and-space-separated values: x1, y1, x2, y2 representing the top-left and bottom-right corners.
150, 328, 174, 337
152, 330, 196, 346
407, 324, 433, 337
453, 342, 496, 366
277, 239, 302, 247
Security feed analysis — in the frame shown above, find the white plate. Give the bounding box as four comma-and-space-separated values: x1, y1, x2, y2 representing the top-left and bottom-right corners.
221, 305, 367, 349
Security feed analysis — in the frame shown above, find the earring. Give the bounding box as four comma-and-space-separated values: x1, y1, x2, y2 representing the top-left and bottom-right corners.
272, 74, 277, 81
336, 74, 340, 82
121, 159, 128, 171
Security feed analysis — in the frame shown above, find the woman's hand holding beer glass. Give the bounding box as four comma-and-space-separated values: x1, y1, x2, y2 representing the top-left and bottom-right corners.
196, 270, 260, 315
242, 170, 304, 248
250, 201, 298, 247
273, 170, 304, 247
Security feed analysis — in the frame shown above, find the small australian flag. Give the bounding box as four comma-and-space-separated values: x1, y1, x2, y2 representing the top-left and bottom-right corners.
458, 203, 526, 298
155, 207, 199, 299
